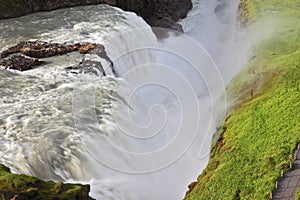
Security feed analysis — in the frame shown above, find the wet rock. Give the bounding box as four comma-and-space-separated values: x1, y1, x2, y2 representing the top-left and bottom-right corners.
78, 44, 116, 75
0, 0, 117, 19
84, 44, 113, 65
0, 41, 117, 74
151, 17, 184, 38
80, 60, 106, 76
0, 41, 110, 60
66, 59, 106, 76
0, 55, 44, 71
0, 0, 192, 33
78, 43, 98, 54
0, 41, 82, 59
116, 0, 192, 32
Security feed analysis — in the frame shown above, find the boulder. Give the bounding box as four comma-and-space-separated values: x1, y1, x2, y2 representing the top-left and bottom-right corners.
0, 55, 44, 71
1, 41, 82, 58
0, 41, 115, 74
66, 60, 106, 76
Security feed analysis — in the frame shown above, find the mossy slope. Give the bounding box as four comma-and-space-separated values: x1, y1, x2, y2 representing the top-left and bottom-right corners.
0, 164, 93, 199
185, 0, 300, 199
296, 188, 300, 200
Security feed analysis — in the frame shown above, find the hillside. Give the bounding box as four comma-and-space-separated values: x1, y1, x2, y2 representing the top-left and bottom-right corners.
185, 0, 300, 199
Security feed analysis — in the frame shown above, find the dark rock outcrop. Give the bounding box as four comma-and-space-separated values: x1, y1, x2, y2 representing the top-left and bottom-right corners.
0, 41, 98, 59
115, 0, 192, 32
0, 55, 44, 71
0, 0, 192, 32
0, 0, 116, 19
66, 59, 107, 76
0, 40, 114, 73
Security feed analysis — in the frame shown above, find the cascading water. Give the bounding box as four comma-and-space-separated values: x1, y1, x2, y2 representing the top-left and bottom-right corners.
0, 1, 257, 199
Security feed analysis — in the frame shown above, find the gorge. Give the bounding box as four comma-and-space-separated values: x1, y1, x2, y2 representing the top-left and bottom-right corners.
0, 0, 299, 199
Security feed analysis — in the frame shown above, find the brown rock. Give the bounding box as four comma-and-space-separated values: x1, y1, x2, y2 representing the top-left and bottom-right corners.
278, 163, 290, 170
1, 41, 107, 59
0, 55, 44, 71
78, 43, 97, 54
0, 41, 80, 59
0, 41, 116, 74
188, 181, 197, 191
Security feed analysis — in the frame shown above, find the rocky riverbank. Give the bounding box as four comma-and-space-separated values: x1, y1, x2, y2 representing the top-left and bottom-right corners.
0, 0, 192, 32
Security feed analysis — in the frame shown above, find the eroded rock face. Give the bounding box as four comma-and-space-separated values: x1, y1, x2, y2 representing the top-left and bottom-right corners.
0, 0, 117, 19
0, 0, 192, 32
145, 0, 192, 30
0, 41, 114, 74
66, 60, 107, 76
115, 0, 192, 32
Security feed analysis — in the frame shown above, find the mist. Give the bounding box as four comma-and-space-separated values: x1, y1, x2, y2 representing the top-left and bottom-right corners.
94, 0, 274, 198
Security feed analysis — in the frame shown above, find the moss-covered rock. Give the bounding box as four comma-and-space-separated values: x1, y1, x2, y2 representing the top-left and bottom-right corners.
0, 164, 93, 199
237, 0, 256, 28
185, 0, 300, 199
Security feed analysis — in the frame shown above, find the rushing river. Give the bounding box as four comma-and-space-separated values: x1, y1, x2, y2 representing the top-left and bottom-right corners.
0, 0, 253, 199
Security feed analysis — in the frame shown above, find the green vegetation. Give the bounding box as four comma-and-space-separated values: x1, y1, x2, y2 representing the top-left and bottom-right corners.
0, 164, 93, 199
185, 0, 300, 199
296, 187, 300, 200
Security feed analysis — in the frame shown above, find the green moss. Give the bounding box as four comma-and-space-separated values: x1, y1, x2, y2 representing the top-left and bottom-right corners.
0, 164, 93, 199
238, 0, 256, 27
185, 0, 300, 199
296, 187, 300, 200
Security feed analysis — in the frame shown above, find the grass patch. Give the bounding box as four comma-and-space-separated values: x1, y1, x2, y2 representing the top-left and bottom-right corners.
296, 187, 300, 200
0, 164, 93, 199
185, 0, 300, 199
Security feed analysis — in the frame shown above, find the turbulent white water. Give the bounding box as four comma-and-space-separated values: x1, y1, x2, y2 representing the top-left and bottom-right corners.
0, 1, 255, 199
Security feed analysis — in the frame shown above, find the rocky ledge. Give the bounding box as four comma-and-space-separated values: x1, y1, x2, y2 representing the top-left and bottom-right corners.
0, 55, 44, 71
0, 40, 113, 76
0, 41, 104, 59
0, 164, 93, 199
0, 0, 192, 33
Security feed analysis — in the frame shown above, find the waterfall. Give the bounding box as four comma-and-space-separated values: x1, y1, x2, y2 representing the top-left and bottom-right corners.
0, 1, 257, 199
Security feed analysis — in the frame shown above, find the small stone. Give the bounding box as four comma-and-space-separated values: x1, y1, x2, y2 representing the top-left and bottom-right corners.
278, 163, 290, 170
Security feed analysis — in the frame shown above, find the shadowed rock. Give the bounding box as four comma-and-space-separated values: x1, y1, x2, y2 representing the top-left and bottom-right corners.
66, 59, 106, 76
0, 55, 44, 71
0, 41, 99, 59
0, 0, 192, 34
0, 41, 117, 74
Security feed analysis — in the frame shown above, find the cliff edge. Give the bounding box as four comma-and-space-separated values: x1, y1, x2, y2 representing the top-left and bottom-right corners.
185, 0, 300, 199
